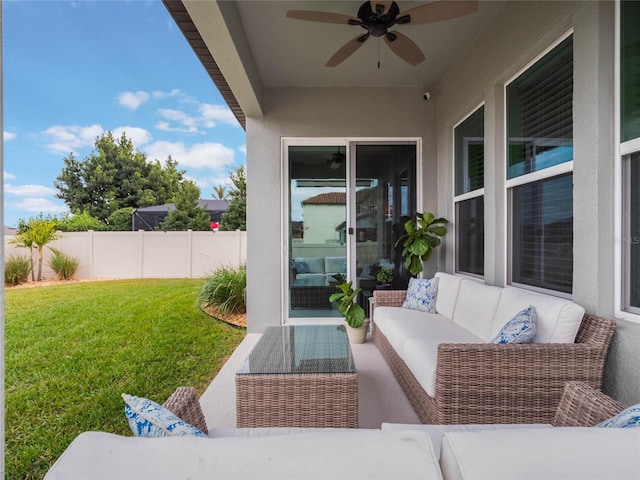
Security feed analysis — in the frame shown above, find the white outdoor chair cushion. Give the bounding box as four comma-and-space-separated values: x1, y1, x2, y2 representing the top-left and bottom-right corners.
491, 286, 585, 343
439, 427, 640, 480
451, 281, 503, 341
434, 272, 466, 319
45, 429, 442, 480
381, 423, 550, 460
374, 306, 459, 356
401, 328, 484, 397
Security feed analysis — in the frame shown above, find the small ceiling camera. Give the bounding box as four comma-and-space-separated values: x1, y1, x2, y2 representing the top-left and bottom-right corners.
423, 92, 431, 101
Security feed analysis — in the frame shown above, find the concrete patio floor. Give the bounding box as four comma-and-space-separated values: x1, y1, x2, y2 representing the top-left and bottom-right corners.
199, 331, 421, 429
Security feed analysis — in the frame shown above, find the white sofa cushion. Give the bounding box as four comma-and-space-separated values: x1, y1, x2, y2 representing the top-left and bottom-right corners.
439, 427, 640, 480
434, 272, 466, 319
381, 423, 550, 460
401, 328, 484, 397
45, 429, 443, 480
491, 286, 585, 343
374, 307, 460, 356
452, 281, 503, 341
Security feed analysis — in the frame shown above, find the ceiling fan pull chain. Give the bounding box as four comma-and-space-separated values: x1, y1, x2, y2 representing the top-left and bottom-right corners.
378, 37, 381, 69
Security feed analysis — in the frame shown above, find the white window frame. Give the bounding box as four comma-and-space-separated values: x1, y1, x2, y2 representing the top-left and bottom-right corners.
615, 1, 640, 322
453, 104, 485, 278
505, 31, 574, 299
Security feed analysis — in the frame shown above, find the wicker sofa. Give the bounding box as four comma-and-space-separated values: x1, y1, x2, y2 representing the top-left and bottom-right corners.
372, 273, 617, 425
45, 382, 637, 479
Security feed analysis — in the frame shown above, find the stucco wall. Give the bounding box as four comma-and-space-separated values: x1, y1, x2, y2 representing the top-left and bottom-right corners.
435, 0, 639, 404
246, 86, 437, 333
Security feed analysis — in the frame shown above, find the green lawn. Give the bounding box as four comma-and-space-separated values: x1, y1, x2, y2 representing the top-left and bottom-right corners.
4, 279, 246, 479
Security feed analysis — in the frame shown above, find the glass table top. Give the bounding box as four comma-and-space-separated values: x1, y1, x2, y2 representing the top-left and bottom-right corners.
237, 325, 356, 375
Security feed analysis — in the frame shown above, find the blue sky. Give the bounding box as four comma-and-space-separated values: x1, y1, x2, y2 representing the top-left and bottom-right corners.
3, 0, 246, 228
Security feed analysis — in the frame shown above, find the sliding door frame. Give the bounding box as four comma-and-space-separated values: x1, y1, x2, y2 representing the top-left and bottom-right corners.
281, 137, 422, 325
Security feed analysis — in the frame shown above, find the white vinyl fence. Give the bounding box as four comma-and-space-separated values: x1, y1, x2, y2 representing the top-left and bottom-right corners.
4, 230, 247, 280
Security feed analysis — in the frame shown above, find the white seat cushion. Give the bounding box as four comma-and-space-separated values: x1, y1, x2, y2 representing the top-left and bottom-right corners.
440, 427, 640, 480
434, 272, 466, 319
400, 328, 484, 397
451, 281, 503, 341
374, 306, 459, 356
381, 423, 550, 460
492, 286, 585, 343
45, 430, 443, 480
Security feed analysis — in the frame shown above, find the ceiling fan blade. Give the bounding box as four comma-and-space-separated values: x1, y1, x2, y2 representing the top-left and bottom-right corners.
326, 34, 370, 67
398, 0, 478, 25
370, 1, 394, 15
286, 10, 359, 25
384, 31, 425, 65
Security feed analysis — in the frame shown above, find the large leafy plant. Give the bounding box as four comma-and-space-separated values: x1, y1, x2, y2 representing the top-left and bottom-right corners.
395, 212, 448, 277
329, 281, 366, 328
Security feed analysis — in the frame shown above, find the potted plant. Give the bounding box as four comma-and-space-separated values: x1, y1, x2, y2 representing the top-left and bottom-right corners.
329, 281, 368, 344
395, 212, 448, 277
375, 267, 393, 289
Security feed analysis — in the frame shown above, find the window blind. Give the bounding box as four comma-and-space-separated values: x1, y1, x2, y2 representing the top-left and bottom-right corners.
507, 36, 573, 179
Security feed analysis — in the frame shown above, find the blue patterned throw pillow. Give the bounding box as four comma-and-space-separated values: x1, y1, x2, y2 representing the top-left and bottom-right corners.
122, 393, 206, 437
597, 402, 640, 428
491, 306, 537, 344
402, 277, 439, 313
292, 260, 310, 274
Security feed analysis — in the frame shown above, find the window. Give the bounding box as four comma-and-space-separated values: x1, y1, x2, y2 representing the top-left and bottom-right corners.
507, 35, 574, 294
620, 0, 640, 313
454, 106, 484, 276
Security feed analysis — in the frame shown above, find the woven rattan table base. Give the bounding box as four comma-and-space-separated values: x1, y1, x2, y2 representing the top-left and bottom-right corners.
236, 373, 358, 428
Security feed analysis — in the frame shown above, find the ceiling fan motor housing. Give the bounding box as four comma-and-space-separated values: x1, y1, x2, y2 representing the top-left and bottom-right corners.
357, 1, 404, 37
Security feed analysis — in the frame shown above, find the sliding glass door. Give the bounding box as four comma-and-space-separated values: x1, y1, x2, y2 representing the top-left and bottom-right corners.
286, 140, 417, 321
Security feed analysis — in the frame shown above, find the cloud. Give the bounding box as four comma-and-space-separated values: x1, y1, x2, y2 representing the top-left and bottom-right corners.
238, 144, 247, 155
199, 104, 238, 127
43, 124, 103, 154
152, 89, 181, 99
156, 108, 199, 134
4, 131, 16, 141
118, 91, 150, 110
8, 197, 68, 214
112, 126, 152, 146
145, 141, 236, 170
5, 183, 57, 197
4, 171, 16, 180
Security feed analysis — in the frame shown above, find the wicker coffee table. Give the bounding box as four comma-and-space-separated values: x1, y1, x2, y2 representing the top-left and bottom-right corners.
236, 325, 358, 428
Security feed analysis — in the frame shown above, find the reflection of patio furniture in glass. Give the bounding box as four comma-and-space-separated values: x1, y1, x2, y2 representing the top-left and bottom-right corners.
236, 325, 358, 428
290, 278, 334, 309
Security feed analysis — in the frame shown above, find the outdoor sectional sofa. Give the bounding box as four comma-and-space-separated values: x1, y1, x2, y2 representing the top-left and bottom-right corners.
44, 382, 639, 479
372, 272, 617, 425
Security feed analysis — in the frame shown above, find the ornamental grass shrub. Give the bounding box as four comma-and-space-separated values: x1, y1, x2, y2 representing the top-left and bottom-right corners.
5, 254, 32, 286
198, 264, 246, 315
47, 248, 80, 280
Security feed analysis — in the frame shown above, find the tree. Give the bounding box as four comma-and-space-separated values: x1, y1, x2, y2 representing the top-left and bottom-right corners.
55, 210, 107, 232
54, 132, 186, 222
221, 165, 246, 231
212, 185, 229, 201
160, 181, 212, 231
107, 207, 134, 231
13, 216, 60, 281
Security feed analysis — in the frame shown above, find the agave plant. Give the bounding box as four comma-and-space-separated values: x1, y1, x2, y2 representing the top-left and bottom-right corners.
395, 212, 448, 277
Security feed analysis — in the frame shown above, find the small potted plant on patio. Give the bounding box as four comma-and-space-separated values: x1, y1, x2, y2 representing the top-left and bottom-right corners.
375, 266, 393, 289
395, 212, 448, 277
329, 281, 368, 344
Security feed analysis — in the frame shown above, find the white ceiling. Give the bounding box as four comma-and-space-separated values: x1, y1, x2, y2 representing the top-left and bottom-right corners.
235, 1, 504, 88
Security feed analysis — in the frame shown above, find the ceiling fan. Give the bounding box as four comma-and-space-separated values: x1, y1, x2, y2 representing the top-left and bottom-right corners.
286, 1, 478, 67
